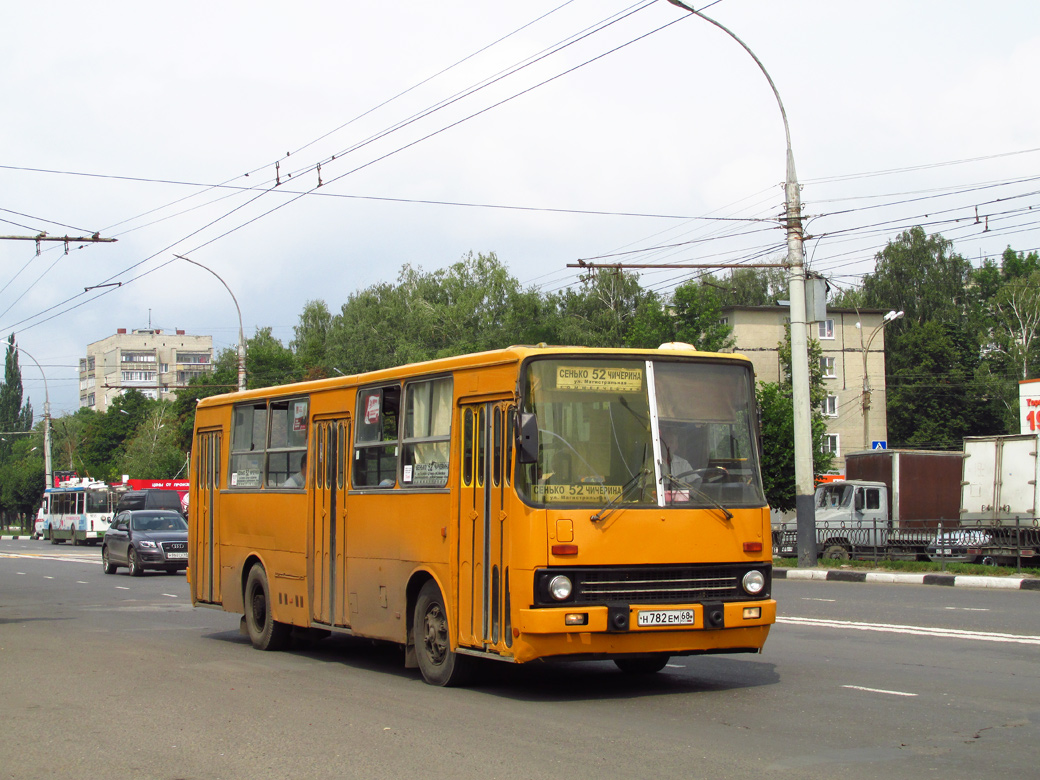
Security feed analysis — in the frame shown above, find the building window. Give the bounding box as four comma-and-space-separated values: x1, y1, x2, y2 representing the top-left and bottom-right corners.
820, 356, 836, 378
177, 352, 211, 364
121, 371, 157, 382
823, 434, 840, 455
121, 352, 156, 363
818, 319, 835, 340
822, 395, 838, 417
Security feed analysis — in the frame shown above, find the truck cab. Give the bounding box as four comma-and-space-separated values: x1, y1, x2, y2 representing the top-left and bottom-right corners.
814, 480, 890, 558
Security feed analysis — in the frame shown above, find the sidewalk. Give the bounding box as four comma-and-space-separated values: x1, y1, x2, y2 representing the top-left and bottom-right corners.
775, 566, 1040, 591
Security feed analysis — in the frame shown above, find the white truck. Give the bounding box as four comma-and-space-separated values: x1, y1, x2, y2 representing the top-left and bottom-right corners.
774, 442, 1040, 563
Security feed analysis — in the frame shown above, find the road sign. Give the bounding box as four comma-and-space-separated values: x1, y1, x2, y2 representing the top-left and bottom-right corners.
872, 441, 887, 450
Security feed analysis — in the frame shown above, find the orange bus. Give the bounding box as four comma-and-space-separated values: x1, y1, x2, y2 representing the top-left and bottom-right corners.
188, 345, 775, 685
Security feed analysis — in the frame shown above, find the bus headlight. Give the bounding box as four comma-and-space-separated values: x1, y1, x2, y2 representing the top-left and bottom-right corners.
742, 570, 765, 595
548, 575, 573, 601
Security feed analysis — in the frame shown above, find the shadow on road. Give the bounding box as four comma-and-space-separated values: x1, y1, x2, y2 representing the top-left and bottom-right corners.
201, 628, 779, 700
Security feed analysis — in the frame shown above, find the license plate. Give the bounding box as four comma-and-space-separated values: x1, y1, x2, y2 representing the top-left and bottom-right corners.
637, 609, 695, 627
165, 552, 188, 560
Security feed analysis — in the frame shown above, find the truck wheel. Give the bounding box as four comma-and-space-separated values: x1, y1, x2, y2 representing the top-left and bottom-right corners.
822, 544, 850, 561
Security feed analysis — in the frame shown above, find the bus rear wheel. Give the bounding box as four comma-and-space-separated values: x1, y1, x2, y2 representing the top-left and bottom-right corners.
414, 580, 472, 687
244, 565, 290, 651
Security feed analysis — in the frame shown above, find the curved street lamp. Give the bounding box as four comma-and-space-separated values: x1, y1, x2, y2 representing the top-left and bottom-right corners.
858, 310, 904, 449
11, 344, 52, 490
175, 255, 246, 392
666, 1, 816, 564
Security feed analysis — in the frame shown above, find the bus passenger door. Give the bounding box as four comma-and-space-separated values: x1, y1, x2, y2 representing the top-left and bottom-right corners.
311, 418, 350, 627
458, 401, 512, 653
192, 429, 222, 605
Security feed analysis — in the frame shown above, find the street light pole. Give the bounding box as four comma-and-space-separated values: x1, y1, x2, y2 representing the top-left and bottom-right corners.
12, 345, 52, 490
174, 255, 247, 392
859, 310, 903, 449
666, 1, 817, 565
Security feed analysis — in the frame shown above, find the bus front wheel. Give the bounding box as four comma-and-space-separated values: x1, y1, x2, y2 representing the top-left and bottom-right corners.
413, 580, 472, 687
244, 565, 290, 651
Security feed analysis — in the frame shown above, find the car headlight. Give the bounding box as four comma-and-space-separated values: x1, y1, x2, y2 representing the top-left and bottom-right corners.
742, 570, 765, 595
138, 540, 157, 549
548, 575, 573, 601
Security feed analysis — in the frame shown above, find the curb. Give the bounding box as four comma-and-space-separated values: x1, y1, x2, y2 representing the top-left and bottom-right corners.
775, 568, 1040, 591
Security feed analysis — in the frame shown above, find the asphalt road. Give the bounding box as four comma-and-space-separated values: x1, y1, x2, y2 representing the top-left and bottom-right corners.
1, 537, 1038, 780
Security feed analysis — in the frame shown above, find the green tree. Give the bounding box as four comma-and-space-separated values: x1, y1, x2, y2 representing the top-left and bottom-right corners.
246, 327, 297, 389
291, 299, 333, 380
862, 226, 974, 326
116, 403, 186, 479
0, 436, 45, 528
79, 390, 152, 480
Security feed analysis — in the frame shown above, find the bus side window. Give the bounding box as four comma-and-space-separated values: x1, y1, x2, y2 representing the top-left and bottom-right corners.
353, 385, 401, 488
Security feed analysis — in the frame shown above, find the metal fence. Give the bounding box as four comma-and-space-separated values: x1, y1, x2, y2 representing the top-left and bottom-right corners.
771, 516, 1040, 573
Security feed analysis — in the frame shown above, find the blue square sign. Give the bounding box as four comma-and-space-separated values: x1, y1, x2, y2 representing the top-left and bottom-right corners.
872, 441, 887, 450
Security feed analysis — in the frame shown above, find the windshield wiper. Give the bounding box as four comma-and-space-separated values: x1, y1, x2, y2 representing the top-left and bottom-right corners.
662, 472, 734, 522
591, 468, 649, 523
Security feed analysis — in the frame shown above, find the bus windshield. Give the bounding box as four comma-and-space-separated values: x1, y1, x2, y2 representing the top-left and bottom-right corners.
517, 357, 765, 509
86, 489, 113, 514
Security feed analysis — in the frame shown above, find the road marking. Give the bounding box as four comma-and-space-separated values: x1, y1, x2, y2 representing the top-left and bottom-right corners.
843, 685, 917, 697
801, 598, 837, 602
778, 616, 1040, 645
944, 607, 990, 612
43, 576, 53, 579
76, 581, 88, 584
163, 593, 179, 598
116, 586, 130, 590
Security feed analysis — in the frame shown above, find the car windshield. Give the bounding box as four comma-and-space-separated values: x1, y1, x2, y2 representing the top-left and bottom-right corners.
131, 514, 187, 532
515, 357, 765, 509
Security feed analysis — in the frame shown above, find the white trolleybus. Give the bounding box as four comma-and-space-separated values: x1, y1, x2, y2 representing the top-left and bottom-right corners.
39, 479, 116, 545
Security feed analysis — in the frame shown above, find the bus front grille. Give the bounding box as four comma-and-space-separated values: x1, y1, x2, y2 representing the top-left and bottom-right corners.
535, 564, 770, 606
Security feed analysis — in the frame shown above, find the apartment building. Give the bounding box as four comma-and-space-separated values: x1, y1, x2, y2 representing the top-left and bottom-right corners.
79, 328, 214, 412
720, 306, 894, 474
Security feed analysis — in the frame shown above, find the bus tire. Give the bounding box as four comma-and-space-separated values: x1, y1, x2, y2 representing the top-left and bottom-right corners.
413, 580, 472, 687
102, 546, 117, 574
128, 549, 144, 577
244, 565, 290, 651
614, 654, 670, 674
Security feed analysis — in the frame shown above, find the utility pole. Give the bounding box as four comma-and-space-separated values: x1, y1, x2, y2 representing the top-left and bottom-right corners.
665, 0, 817, 565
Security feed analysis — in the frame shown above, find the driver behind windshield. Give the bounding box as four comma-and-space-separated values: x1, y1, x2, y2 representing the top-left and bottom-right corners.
660, 424, 700, 479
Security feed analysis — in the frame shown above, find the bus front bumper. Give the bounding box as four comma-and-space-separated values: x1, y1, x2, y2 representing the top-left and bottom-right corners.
510, 599, 776, 663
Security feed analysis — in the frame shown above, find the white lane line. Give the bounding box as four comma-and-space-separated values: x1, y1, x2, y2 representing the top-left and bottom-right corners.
115, 586, 130, 590
76, 581, 88, 584
843, 685, 917, 697
43, 576, 53, 579
162, 594, 178, 598
801, 598, 837, 602
944, 607, 990, 612
778, 616, 1040, 645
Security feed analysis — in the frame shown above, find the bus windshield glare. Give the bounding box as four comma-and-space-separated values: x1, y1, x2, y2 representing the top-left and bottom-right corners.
517, 358, 765, 509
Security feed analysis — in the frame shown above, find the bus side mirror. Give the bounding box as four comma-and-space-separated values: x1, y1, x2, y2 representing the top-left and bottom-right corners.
517, 412, 539, 464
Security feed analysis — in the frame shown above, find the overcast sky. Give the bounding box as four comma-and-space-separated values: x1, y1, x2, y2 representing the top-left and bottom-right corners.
3, 0, 1039, 415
